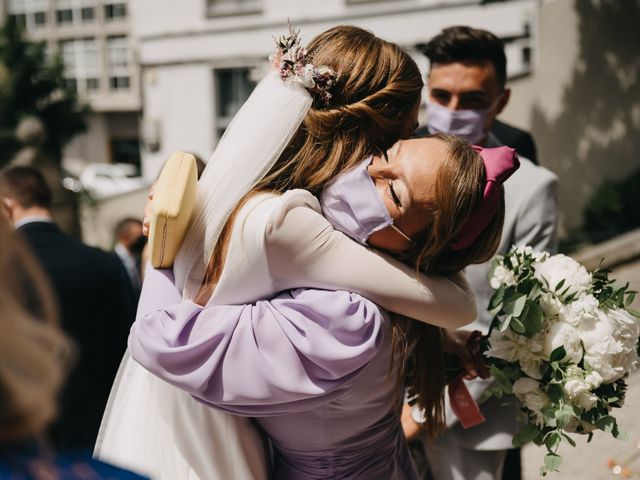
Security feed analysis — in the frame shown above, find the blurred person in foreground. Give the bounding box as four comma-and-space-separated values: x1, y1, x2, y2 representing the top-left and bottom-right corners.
0, 166, 136, 451
407, 26, 559, 480
0, 215, 146, 479
113, 217, 146, 296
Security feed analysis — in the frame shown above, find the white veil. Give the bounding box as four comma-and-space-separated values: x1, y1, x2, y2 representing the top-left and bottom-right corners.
95, 71, 312, 479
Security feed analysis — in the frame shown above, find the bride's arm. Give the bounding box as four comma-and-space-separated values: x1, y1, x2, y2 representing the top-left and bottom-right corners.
264, 192, 475, 330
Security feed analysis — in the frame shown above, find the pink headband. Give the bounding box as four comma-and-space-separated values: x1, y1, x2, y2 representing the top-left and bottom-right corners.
449, 145, 520, 250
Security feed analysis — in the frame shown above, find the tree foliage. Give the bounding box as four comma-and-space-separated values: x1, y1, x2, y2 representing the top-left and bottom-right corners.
0, 17, 89, 166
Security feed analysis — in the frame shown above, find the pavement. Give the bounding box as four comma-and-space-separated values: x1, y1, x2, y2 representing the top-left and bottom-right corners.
522, 256, 640, 480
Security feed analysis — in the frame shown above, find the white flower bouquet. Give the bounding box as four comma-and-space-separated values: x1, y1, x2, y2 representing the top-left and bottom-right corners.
483, 246, 640, 475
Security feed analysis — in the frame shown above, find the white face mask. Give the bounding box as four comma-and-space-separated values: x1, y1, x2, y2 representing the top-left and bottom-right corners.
426, 97, 501, 144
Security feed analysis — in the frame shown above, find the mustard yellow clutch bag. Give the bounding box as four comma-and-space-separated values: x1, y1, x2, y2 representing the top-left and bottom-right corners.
149, 151, 198, 268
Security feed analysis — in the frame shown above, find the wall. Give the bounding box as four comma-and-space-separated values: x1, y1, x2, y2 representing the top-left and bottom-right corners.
501, 0, 640, 236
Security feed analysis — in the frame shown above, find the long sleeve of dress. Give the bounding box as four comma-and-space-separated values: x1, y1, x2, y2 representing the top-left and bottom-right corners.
264, 191, 476, 330
129, 267, 385, 416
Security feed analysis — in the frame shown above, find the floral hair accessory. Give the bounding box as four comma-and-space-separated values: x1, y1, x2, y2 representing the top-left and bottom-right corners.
270, 23, 340, 106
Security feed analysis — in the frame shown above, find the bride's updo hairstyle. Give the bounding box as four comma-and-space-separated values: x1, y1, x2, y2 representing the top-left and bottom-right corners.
255, 25, 423, 195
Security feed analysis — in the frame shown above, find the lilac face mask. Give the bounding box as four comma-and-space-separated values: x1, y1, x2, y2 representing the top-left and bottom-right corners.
426, 100, 498, 144
320, 156, 412, 245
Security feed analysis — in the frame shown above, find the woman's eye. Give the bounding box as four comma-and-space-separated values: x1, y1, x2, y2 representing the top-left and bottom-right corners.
388, 182, 402, 208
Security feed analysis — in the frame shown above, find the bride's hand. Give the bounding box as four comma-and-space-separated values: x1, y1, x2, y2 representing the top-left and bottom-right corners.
401, 403, 422, 441
142, 182, 157, 236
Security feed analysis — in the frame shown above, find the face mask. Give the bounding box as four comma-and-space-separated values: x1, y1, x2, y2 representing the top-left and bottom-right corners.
320, 157, 412, 245
426, 99, 500, 144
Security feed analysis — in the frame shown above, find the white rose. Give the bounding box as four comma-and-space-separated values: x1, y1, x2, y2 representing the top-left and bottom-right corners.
560, 294, 600, 327
544, 322, 583, 364
486, 329, 545, 378
490, 264, 516, 289
564, 378, 598, 411
513, 378, 549, 418
539, 292, 564, 318
584, 350, 623, 383
534, 254, 591, 300
584, 371, 603, 388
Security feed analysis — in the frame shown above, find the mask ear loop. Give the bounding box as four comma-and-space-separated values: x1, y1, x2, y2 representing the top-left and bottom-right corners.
390, 224, 414, 244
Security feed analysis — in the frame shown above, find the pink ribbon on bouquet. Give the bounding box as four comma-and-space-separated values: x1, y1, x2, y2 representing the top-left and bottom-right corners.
448, 377, 486, 429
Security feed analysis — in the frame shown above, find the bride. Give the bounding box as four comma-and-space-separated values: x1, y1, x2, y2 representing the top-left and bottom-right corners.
96, 25, 517, 479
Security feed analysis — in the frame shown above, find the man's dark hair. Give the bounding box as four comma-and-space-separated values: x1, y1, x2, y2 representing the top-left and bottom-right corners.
115, 217, 142, 238
421, 26, 507, 90
0, 166, 53, 209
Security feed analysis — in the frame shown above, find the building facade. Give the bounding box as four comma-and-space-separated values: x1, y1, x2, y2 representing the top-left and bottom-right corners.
2, 0, 141, 170
130, 0, 538, 180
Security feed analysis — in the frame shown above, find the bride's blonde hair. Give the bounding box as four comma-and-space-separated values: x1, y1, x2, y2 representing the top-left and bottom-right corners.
0, 217, 74, 442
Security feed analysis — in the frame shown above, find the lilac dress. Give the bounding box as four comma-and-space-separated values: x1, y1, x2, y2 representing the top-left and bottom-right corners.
130, 191, 474, 479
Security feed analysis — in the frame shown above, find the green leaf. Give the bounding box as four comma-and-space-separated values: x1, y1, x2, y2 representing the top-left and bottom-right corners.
510, 317, 526, 334
498, 314, 513, 332
544, 431, 562, 451
504, 294, 527, 317
550, 346, 567, 363
587, 432, 594, 443
554, 279, 566, 292
547, 383, 564, 403
544, 453, 563, 471
596, 415, 615, 432
613, 425, 629, 441
489, 366, 513, 393
561, 433, 576, 447
489, 285, 506, 310
512, 424, 540, 447
523, 302, 544, 335
628, 309, 640, 319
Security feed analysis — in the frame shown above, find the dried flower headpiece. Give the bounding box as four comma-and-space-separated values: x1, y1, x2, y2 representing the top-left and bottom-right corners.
270, 24, 340, 106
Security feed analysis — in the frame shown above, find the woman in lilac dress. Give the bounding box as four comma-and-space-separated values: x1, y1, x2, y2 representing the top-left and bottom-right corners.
129, 134, 518, 478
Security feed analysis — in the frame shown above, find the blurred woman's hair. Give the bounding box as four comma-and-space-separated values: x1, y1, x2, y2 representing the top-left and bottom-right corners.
0, 216, 74, 442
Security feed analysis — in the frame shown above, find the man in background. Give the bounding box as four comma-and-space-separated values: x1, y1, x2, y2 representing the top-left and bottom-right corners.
113, 217, 145, 297
0, 166, 136, 450
407, 26, 559, 480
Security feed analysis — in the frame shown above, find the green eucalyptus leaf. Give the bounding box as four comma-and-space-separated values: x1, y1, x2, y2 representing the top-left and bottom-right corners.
544, 453, 563, 471
510, 317, 526, 334
504, 294, 527, 317
596, 415, 615, 432
547, 383, 564, 403
544, 431, 562, 451
561, 433, 576, 447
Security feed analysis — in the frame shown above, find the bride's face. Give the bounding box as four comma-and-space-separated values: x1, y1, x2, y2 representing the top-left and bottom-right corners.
366, 137, 448, 252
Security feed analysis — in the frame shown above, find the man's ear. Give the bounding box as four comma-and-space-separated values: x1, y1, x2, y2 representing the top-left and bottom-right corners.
1, 197, 15, 221
495, 88, 511, 115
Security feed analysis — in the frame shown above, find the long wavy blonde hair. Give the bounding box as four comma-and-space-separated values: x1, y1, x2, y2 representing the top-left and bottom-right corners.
0, 216, 74, 442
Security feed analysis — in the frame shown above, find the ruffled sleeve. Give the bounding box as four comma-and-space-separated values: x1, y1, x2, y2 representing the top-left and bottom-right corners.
129, 266, 385, 416
265, 190, 476, 330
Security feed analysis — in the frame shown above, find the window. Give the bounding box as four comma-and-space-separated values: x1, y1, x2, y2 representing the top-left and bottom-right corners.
207, 0, 261, 16
110, 138, 141, 168
60, 38, 100, 95
7, 0, 48, 29
56, 8, 73, 23
81, 6, 95, 21
107, 36, 131, 90
104, 3, 127, 21
214, 68, 256, 138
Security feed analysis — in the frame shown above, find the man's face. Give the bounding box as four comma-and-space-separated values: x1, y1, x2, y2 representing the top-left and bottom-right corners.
427, 59, 510, 133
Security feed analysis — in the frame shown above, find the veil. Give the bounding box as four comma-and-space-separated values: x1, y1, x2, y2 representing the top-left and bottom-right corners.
95, 71, 312, 478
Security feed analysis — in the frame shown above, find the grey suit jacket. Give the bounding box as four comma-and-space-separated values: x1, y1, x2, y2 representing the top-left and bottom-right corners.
414, 135, 559, 450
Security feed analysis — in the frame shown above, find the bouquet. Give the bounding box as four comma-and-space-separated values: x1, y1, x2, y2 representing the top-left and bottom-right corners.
482, 246, 640, 475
